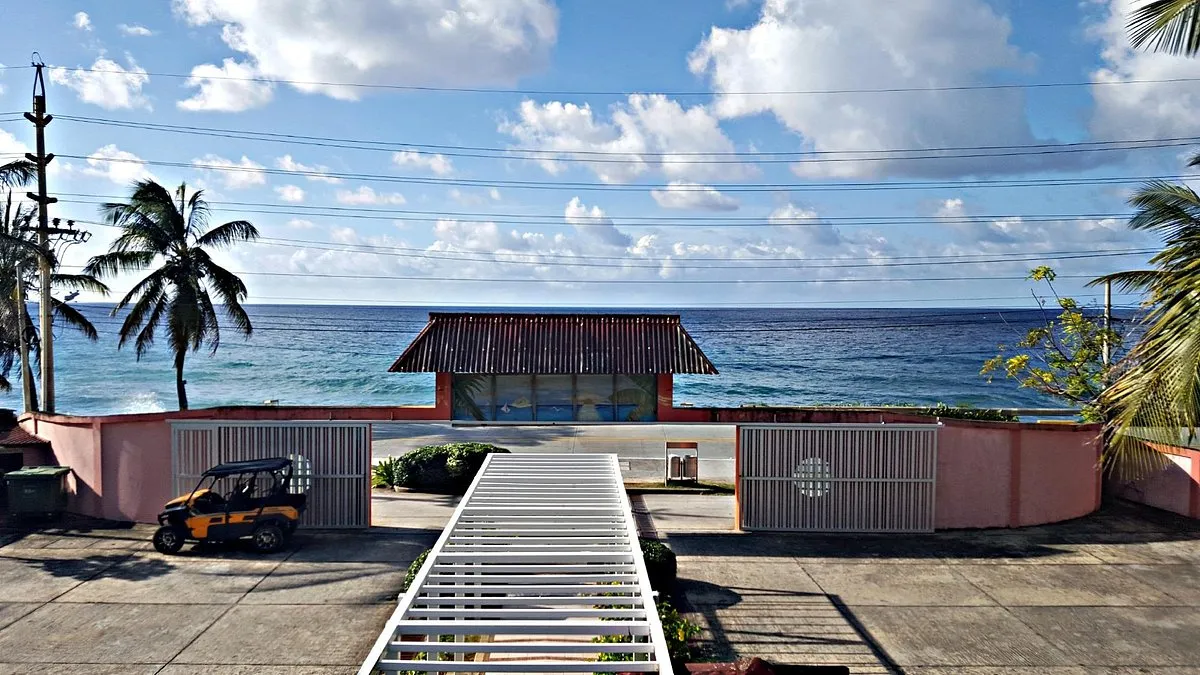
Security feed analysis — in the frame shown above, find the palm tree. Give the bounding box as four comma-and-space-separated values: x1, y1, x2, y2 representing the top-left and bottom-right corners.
84, 180, 259, 410
1128, 0, 1200, 56
1090, 180, 1200, 477
0, 160, 37, 188
0, 191, 108, 403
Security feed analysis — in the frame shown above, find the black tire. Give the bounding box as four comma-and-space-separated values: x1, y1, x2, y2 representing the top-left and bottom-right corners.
285, 520, 298, 535
152, 526, 186, 555
251, 522, 286, 553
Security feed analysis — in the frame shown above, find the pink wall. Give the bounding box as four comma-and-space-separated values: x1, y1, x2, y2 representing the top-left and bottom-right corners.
1112, 442, 1200, 519
24, 404, 1103, 529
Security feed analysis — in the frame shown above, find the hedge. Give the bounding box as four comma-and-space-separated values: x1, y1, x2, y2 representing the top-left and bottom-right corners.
374, 442, 510, 493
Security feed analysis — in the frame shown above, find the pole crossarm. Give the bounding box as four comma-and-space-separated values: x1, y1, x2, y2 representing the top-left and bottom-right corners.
358, 453, 673, 674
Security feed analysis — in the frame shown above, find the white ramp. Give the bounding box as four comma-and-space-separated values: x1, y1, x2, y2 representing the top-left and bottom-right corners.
359, 453, 673, 674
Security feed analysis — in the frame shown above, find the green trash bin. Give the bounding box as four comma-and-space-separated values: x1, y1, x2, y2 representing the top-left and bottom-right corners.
3, 466, 71, 518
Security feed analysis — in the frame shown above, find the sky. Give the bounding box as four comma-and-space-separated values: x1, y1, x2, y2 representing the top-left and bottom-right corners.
0, 0, 1197, 308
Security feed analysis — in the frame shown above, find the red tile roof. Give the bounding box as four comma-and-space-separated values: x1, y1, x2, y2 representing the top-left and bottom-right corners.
389, 313, 718, 375
0, 425, 48, 447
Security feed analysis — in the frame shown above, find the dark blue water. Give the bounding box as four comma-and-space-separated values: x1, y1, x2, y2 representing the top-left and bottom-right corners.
2, 305, 1122, 415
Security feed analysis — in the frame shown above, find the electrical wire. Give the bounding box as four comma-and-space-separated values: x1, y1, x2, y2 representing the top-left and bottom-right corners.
10, 63, 1200, 96
51, 153, 1200, 193
49, 115, 1200, 165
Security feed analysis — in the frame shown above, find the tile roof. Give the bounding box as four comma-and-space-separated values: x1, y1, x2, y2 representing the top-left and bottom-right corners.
389, 313, 718, 375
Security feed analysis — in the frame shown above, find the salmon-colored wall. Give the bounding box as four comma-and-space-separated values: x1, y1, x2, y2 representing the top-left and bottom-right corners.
1112, 442, 1200, 519
933, 424, 1013, 529
22, 404, 1104, 529
100, 420, 174, 523
21, 416, 102, 517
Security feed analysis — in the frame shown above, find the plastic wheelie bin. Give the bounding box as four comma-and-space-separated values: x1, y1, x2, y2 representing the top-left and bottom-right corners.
3, 466, 70, 518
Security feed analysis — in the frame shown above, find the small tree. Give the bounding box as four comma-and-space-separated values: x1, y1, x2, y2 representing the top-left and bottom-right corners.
981, 267, 1122, 422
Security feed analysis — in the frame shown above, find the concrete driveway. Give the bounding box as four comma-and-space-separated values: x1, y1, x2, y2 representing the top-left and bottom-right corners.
661, 501, 1200, 674
0, 521, 435, 674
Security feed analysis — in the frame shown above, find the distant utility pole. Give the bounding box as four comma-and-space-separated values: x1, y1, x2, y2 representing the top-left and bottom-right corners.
1102, 279, 1112, 369
24, 57, 57, 413
14, 254, 34, 414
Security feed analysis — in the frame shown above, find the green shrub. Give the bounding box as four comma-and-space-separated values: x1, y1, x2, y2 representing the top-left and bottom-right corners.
385, 442, 510, 493
640, 538, 677, 593
372, 456, 405, 489
910, 403, 1017, 422
595, 600, 700, 663
401, 548, 431, 594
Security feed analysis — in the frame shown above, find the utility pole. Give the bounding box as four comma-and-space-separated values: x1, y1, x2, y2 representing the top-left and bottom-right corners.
1103, 279, 1112, 369
24, 58, 57, 414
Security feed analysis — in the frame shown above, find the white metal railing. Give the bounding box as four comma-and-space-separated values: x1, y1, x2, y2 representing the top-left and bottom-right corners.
359, 453, 673, 674
739, 423, 939, 533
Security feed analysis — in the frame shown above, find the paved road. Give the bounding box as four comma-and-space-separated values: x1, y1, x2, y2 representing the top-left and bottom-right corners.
372, 422, 736, 482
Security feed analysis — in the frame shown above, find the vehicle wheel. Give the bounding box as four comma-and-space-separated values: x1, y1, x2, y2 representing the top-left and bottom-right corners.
152, 526, 186, 555
251, 522, 285, 553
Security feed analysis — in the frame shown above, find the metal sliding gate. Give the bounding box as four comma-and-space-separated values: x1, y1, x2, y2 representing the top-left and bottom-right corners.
171, 421, 371, 529
360, 453, 673, 674
738, 424, 939, 533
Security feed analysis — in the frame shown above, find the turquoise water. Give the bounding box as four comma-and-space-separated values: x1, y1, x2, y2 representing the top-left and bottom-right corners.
2, 305, 1123, 415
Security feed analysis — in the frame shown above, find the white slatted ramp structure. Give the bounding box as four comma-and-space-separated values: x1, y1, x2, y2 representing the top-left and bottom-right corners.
359, 453, 673, 674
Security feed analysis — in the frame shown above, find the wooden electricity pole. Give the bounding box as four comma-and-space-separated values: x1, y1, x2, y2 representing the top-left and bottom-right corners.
24, 59, 57, 413
1103, 279, 1112, 369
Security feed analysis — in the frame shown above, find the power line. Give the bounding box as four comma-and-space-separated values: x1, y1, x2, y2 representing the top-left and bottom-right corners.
62, 222, 1156, 270
13, 63, 1200, 96
53, 153, 1198, 192
50, 115, 1200, 164
55, 194, 1138, 225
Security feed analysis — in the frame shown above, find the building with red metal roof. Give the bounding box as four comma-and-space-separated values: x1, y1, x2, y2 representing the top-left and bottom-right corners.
390, 313, 716, 422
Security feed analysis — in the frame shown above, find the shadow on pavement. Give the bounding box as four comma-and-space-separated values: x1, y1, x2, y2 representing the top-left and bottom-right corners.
667, 502, 1200, 561
11, 552, 173, 581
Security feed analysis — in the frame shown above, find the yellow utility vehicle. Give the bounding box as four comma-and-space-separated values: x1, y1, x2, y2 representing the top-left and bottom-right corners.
153, 457, 307, 555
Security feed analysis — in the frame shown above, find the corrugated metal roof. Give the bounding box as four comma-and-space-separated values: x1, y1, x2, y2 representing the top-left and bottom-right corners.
0, 425, 48, 447
389, 313, 718, 374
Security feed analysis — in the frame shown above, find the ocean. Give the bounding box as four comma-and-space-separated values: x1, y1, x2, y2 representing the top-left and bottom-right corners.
2, 305, 1129, 416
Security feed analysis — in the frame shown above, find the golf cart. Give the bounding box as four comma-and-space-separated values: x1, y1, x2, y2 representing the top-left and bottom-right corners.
153, 457, 307, 555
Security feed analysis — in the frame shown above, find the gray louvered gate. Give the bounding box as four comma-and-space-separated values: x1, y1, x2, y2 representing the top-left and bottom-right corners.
171, 421, 371, 528
738, 424, 939, 533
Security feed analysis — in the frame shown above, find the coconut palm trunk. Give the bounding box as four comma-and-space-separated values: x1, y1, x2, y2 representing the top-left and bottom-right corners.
174, 349, 189, 411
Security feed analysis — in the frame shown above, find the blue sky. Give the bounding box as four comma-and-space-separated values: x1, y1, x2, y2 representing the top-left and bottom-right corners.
1, 0, 1198, 308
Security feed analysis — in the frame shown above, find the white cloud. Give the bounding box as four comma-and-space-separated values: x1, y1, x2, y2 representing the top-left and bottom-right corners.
0, 62, 6, 96
178, 58, 274, 112
768, 203, 844, 247
191, 154, 267, 189
275, 185, 305, 202
502, 94, 754, 183
1088, 0, 1200, 141
286, 218, 316, 229
276, 155, 341, 183
118, 23, 154, 36
432, 220, 536, 253
336, 186, 407, 205
74, 12, 92, 31
650, 182, 739, 211
173, 0, 558, 100
81, 144, 156, 186
50, 57, 151, 110
393, 150, 454, 176
563, 197, 632, 249
688, 0, 1053, 178
489, 188, 502, 201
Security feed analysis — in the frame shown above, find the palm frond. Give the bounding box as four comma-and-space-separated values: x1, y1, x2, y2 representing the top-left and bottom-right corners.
50, 273, 110, 296
195, 220, 259, 249
83, 251, 157, 278
186, 188, 210, 239
1089, 269, 1166, 295
0, 160, 37, 188
1128, 0, 1200, 56
133, 294, 167, 359
50, 298, 99, 341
